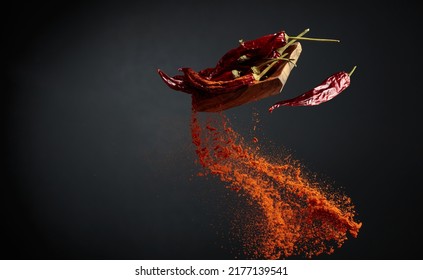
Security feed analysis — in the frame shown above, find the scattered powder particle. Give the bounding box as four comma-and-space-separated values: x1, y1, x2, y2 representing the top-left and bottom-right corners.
191, 109, 361, 259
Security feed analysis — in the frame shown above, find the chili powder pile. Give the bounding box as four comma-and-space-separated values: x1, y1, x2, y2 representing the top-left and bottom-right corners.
191, 110, 361, 259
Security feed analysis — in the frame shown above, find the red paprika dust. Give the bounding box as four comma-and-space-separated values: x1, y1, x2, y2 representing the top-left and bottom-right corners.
191, 110, 361, 259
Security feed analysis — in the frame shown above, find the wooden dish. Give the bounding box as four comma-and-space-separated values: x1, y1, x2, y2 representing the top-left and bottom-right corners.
192, 42, 302, 112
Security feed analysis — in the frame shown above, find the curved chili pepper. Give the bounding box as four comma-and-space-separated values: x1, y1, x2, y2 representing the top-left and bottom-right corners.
268, 67, 356, 112
180, 67, 256, 94
157, 69, 197, 94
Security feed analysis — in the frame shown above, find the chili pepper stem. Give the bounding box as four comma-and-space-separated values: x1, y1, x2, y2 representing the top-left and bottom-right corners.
349, 66, 357, 76
254, 60, 279, 81
277, 28, 310, 55
255, 53, 288, 69
287, 36, 340, 43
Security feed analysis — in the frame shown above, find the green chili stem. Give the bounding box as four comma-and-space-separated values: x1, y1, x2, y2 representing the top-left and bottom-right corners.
287, 36, 340, 43
348, 66, 357, 76
274, 57, 297, 67
276, 28, 310, 55
255, 53, 288, 69
254, 60, 279, 80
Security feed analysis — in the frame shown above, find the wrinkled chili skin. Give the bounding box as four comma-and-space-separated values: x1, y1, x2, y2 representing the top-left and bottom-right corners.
158, 31, 287, 96
205, 31, 287, 79
181, 67, 256, 94
207, 64, 257, 81
157, 69, 197, 94
269, 71, 351, 112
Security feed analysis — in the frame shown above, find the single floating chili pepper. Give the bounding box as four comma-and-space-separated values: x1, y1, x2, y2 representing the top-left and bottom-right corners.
268, 66, 357, 112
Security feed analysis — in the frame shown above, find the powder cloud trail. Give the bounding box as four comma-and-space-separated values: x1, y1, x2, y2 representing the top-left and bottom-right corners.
191, 110, 361, 259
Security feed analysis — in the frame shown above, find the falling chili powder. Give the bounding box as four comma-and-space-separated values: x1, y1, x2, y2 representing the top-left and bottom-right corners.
191, 109, 361, 259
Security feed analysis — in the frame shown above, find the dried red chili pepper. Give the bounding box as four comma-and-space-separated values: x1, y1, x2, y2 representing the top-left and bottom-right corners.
268, 66, 357, 112
157, 70, 193, 93
180, 67, 257, 94
158, 32, 288, 95
204, 31, 287, 79
158, 28, 343, 111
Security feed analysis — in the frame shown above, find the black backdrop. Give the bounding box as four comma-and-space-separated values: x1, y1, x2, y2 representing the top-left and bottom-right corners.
2, 0, 422, 259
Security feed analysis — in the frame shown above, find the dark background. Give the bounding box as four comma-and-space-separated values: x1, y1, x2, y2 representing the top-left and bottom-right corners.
2, 0, 422, 259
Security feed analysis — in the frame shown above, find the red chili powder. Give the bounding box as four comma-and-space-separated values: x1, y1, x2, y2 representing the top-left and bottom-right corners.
191, 110, 361, 259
